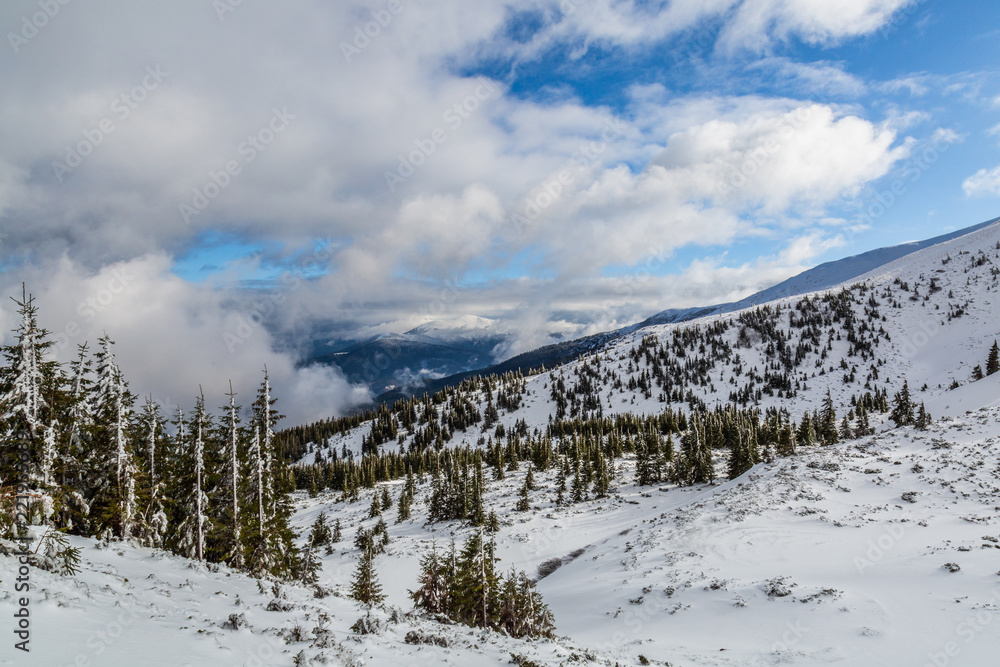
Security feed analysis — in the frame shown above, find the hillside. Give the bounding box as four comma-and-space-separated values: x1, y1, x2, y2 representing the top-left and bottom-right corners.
375, 215, 1000, 405
6, 217, 1000, 666
305, 217, 1000, 461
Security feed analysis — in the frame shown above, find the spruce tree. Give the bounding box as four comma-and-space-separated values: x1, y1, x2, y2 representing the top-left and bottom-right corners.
988, 341, 1000, 376
890, 380, 914, 427
368, 492, 382, 519
819, 389, 838, 445
91, 334, 140, 540
175, 391, 211, 561
410, 542, 450, 614
395, 488, 411, 523
453, 530, 498, 628
350, 544, 385, 607
221, 381, 245, 569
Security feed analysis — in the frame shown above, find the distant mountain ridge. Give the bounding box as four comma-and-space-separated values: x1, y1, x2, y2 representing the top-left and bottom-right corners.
373, 216, 1000, 404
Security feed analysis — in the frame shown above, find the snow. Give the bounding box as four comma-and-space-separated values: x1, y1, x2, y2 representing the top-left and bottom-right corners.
9, 408, 1000, 665
7, 217, 1000, 664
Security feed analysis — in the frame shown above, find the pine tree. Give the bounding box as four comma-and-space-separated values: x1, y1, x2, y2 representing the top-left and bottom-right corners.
176, 391, 211, 561
819, 389, 838, 445
497, 568, 555, 639
524, 464, 536, 491
410, 542, 450, 615
916, 403, 931, 430
515, 476, 531, 512
0, 286, 55, 441
890, 380, 915, 427
250, 366, 281, 521
380, 486, 392, 511
395, 488, 411, 523
796, 411, 816, 448
988, 341, 1000, 376
368, 492, 382, 519
91, 334, 139, 539
453, 530, 498, 628
350, 544, 385, 607
298, 543, 320, 585
308, 511, 332, 549
222, 381, 244, 569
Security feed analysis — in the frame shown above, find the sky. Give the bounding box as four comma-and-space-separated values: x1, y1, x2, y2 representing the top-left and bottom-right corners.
1, 0, 999, 423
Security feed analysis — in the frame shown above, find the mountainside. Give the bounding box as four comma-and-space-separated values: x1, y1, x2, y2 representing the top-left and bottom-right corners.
311, 324, 510, 394
376, 216, 1000, 405
7, 216, 1000, 666
316, 216, 1000, 460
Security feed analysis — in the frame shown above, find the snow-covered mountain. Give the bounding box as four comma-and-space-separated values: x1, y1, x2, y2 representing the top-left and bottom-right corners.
378, 216, 1000, 406
8, 216, 1000, 666
310, 316, 512, 394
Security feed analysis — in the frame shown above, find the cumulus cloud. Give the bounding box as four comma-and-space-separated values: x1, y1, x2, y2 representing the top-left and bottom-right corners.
718, 0, 917, 52
962, 166, 1000, 198
0, 256, 371, 425
0, 0, 930, 420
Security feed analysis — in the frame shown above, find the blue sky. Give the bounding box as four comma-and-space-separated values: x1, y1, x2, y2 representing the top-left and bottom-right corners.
2, 0, 1000, 419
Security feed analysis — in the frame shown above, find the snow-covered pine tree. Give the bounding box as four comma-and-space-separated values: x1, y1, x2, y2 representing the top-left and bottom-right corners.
175, 391, 211, 561
819, 389, 838, 445
350, 543, 385, 607
250, 366, 282, 520
221, 381, 244, 569
91, 334, 140, 540
515, 475, 531, 511
0, 286, 55, 442
890, 380, 915, 427
410, 542, 450, 615
395, 487, 411, 523
453, 529, 499, 628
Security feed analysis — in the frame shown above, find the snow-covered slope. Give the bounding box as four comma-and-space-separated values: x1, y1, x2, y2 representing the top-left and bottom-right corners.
7, 217, 1000, 666
12, 400, 1000, 666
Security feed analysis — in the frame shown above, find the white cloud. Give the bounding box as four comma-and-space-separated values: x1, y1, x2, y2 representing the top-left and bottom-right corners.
0, 0, 931, 417
963, 166, 1000, 198
0, 255, 371, 425
748, 58, 867, 96
719, 0, 917, 52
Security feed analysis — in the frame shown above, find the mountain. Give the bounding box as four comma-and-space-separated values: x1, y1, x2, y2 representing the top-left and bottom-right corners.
640, 214, 1000, 326
375, 216, 1000, 404
310, 316, 513, 394
16, 215, 1000, 666
274, 213, 1000, 664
